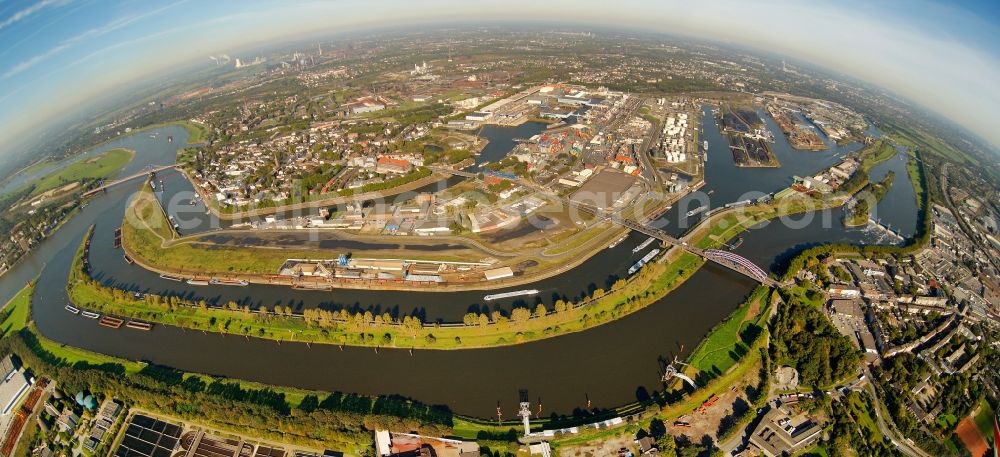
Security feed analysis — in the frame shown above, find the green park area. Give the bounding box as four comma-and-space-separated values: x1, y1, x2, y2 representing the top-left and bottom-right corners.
973, 399, 996, 444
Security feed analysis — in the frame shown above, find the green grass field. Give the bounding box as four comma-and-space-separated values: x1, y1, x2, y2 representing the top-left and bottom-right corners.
0, 283, 32, 336
883, 120, 976, 165
849, 393, 884, 442
973, 398, 996, 444
26, 147, 133, 197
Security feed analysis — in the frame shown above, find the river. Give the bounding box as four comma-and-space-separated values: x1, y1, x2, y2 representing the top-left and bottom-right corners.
1, 108, 919, 418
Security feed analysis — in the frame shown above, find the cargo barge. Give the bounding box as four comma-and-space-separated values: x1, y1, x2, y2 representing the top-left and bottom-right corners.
627, 248, 661, 275
484, 289, 540, 301
210, 278, 249, 286
126, 320, 153, 331
99, 316, 124, 329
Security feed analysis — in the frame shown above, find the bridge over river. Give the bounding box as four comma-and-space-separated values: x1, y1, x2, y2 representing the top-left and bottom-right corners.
82, 164, 177, 197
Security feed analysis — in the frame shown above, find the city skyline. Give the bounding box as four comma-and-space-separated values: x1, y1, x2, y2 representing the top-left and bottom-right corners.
0, 0, 998, 160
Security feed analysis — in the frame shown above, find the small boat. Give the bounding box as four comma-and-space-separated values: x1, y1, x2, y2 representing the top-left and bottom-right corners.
186, 279, 210, 286
727, 236, 744, 250
607, 233, 629, 249
210, 278, 249, 286
81, 311, 101, 319
65, 305, 80, 314
126, 320, 153, 331
123, 254, 134, 264
99, 316, 124, 329
159, 273, 183, 281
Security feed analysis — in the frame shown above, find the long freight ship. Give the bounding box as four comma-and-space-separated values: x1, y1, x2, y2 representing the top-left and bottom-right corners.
210, 278, 249, 286
484, 289, 540, 301
627, 248, 661, 275
686, 206, 708, 217
632, 237, 656, 253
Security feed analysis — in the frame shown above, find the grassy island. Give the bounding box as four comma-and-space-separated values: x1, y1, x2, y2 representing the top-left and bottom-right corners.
844, 170, 895, 227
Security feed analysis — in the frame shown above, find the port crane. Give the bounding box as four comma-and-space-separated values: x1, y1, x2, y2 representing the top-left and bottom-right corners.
661, 355, 698, 389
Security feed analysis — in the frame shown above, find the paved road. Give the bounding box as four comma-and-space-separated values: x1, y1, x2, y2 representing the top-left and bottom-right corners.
635, 99, 662, 186
864, 368, 932, 457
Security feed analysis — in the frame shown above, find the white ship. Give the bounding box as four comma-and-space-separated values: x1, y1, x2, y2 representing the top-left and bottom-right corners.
686, 206, 707, 217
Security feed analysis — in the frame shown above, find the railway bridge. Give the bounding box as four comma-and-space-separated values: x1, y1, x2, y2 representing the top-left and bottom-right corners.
610, 215, 778, 287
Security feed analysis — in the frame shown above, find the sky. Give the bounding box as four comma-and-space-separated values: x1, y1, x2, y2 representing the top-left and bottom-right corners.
0, 0, 998, 157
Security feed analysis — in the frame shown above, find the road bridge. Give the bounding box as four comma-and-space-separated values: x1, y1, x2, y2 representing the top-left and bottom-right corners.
432, 167, 477, 178
82, 164, 177, 197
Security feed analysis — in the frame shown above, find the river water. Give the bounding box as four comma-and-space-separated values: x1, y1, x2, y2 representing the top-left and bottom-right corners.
1, 109, 919, 418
